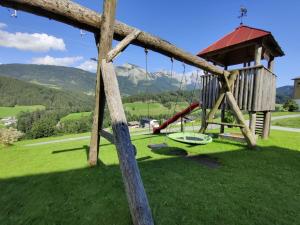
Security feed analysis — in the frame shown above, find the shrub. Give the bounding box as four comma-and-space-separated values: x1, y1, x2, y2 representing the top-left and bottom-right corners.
0, 128, 24, 146
29, 117, 57, 139
223, 111, 235, 124
283, 100, 299, 112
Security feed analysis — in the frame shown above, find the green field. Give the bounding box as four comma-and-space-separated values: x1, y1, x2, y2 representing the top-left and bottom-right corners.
272, 116, 300, 128
60, 112, 92, 122
124, 101, 188, 116
0, 129, 299, 225
0, 105, 45, 118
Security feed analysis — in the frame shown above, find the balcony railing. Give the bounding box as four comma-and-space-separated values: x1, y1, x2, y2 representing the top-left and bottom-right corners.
200, 65, 276, 112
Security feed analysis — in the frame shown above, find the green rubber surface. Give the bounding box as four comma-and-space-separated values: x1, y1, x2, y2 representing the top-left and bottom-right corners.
167, 132, 213, 145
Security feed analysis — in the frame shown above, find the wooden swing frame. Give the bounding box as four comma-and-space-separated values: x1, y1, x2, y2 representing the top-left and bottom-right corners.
0, 0, 256, 224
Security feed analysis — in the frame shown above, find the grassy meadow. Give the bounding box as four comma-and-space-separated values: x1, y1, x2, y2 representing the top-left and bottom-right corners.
272, 116, 300, 128
0, 105, 45, 118
0, 129, 299, 225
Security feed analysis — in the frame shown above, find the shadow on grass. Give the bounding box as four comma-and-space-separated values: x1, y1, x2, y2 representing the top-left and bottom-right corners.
1, 145, 299, 225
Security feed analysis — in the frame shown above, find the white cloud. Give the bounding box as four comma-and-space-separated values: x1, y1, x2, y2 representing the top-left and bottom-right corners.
0, 23, 7, 29
0, 24, 65, 52
31, 55, 83, 66
77, 60, 97, 72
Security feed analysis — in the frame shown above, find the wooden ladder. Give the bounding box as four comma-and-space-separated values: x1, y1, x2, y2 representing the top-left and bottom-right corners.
255, 112, 264, 136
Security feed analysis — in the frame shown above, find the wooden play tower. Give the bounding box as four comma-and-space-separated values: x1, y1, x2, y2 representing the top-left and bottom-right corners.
198, 25, 284, 139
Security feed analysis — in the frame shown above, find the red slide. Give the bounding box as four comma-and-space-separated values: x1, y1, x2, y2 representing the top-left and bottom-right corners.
153, 102, 200, 134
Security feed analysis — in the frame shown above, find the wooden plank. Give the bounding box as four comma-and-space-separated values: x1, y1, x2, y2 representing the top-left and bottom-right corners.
89, 0, 116, 166
226, 92, 256, 148
234, 72, 240, 101
248, 70, 254, 110
101, 60, 154, 225
238, 70, 244, 109
0, 0, 229, 77
107, 29, 141, 62
249, 112, 256, 135
243, 69, 249, 110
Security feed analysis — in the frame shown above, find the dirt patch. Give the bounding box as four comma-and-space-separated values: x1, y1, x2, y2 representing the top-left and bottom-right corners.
186, 154, 221, 169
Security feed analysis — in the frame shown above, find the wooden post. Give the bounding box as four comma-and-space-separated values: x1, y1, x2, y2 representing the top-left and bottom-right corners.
226, 92, 256, 148
180, 117, 184, 132
262, 111, 271, 139
220, 105, 225, 133
220, 66, 228, 133
268, 56, 274, 72
89, 0, 116, 166
261, 56, 275, 139
249, 112, 256, 135
254, 45, 262, 65
101, 60, 154, 225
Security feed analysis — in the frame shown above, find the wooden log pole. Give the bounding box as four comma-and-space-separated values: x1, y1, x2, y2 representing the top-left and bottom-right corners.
0, 0, 229, 77
249, 112, 256, 135
226, 92, 256, 148
262, 111, 271, 139
89, 0, 116, 166
101, 60, 154, 225
107, 29, 141, 62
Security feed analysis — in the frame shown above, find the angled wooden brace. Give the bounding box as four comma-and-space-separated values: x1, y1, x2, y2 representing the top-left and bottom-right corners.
107, 29, 141, 62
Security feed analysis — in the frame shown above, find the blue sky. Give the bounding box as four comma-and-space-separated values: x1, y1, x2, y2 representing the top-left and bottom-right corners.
0, 0, 299, 86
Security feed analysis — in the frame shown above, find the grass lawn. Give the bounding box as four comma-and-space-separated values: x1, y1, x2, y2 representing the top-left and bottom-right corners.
272, 116, 300, 128
0, 129, 299, 225
0, 105, 45, 118
60, 112, 92, 122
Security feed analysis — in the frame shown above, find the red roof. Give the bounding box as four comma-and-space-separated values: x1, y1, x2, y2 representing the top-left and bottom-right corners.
198, 25, 271, 56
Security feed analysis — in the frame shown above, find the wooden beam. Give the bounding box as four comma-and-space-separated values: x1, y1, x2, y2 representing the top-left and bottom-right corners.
101, 60, 154, 225
225, 92, 256, 148
206, 121, 245, 128
0, 0, 229, 76
100, 129, 115, 144
89, 0, 116, 166
107, 29, 141, 62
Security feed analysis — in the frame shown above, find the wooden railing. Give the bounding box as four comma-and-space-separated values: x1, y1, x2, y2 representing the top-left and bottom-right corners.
200, 65, 276, 112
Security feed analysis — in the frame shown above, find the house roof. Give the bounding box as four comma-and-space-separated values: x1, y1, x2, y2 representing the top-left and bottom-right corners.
197, 25, 284, 66
292, 76, 300, 80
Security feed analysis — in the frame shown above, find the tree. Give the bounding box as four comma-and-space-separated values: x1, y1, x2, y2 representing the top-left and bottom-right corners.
283, 99, 299, 112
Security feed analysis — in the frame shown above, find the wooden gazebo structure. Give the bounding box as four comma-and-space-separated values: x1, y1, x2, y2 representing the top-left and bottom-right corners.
198, 25, 284, 139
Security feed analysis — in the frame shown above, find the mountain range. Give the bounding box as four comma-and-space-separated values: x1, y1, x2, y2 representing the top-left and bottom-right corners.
0, 63, 294, 105
0, 63, 198, 96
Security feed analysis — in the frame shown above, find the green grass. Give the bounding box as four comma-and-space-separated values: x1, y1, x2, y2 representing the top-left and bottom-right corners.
60, 112, 92, 122
0, 129, 299, 225
0, 105, 45, 118
272, 116, 300, 128
124, 101, 188, 116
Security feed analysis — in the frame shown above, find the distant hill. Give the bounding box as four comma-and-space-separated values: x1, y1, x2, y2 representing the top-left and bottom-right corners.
0, 63, 198, 96
0, 76, 94, 111
276, 85, 294, 103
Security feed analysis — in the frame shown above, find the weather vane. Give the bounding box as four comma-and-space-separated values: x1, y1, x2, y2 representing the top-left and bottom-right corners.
238, 6, 247, 25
